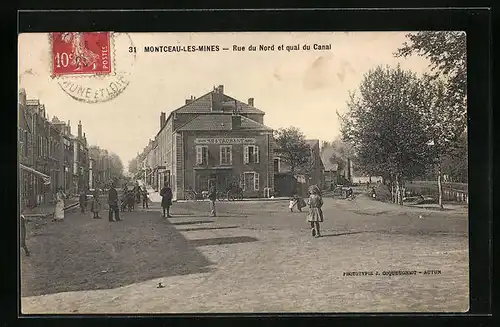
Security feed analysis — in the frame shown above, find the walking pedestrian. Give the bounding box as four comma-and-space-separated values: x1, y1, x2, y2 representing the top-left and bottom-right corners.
160, 184, 173, 218
53, 188, 66, 222
20, 206, 30, 256
135, 184, 141, 204
79, 190, 87, 214
108, 183, 121, 222
90, 190, 102, 219
208, 182, 217, 217
142, 186, 149, 209
307, 185, 324, 238
289, 192, 304, 212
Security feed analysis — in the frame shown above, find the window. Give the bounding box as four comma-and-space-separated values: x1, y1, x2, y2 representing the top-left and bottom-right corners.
220, 145, 232, 165
243, 172, 260, 191
195, 145, 208, 165
273, 158, 280, 173
244, 145, 259, 164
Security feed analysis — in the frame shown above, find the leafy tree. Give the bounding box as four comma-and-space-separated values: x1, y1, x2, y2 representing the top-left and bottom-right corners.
441, 129, 468, 183
274, 127, 311, 174
339, 65, 431, 204
128, 157, 139, 176
109, 153, 124, 179
417, 76, 467, 208
395, 31, 466, 112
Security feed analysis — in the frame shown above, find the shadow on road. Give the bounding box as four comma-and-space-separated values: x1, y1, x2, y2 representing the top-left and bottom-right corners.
321, 231, 367, 237
21, 212, 215, 297
178, 226, 239, 232
189, 236, 258, 247
170, 220, 215, 226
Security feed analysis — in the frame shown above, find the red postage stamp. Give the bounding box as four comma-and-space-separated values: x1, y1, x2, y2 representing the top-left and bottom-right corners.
51, 32, 112, 76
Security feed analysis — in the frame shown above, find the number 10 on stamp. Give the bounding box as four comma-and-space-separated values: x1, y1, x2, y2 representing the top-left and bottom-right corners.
51, 32, 112, 76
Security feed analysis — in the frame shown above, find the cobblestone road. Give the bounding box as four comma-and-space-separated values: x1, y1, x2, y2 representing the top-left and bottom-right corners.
21, 196, 469, 313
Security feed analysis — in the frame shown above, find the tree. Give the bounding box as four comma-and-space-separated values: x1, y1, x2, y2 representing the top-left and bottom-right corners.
274, 127, 311, 174
395, 31, 466, 113
339, 65, 431, 205
418, 76, 467, 208
441, 129, 468, 183
109, 153, 124, 179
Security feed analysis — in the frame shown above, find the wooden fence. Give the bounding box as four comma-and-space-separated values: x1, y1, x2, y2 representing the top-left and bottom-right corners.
405, 182, 468, 204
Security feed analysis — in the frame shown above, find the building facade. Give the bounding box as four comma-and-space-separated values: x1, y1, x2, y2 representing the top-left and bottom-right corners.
273, 139, 325, 196
18, 89, 93, 206
150, 85, 274, 200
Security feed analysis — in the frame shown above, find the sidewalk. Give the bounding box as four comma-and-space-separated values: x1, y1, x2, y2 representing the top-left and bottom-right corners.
23, 197, 80, 218
333, 194, 468, 217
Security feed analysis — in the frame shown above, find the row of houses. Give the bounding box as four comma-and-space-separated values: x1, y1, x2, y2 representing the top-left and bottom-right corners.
18, 89, 114, 207
134, 84, 353, 200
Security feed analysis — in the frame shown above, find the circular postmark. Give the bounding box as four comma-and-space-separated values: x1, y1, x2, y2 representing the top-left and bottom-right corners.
50, 32, 136, 104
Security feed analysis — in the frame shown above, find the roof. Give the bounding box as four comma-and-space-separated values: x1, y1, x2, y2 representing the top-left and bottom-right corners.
173, 91, 265, 115
177, 114, 272, 132
321, 146, 339, 171
305, 139, 320, 148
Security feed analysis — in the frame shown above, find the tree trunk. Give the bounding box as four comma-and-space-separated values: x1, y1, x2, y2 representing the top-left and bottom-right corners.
390, 176, 395, 203
399, 177, 405, 206
395, 174, 403, 206
437, 163, 444, 210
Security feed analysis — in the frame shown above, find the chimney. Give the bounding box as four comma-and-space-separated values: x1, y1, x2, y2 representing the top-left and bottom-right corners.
67, 120, 71, 135
78, 120, 82, 138
160, 112, 166, 129
212, 84, 224, 111
232, 114, 241, 130
19, 89, 27, 105
248, 98, 254, 107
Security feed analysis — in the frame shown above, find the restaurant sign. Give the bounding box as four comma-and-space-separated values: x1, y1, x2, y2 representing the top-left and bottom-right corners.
194, 138, 256, 145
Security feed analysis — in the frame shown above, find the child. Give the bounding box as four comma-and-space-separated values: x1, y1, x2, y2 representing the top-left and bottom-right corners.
289, 196, 298, 212
289, 193, 304, 212
307, 185, 324, 238
126, 190, 135, 212
90, 192, 102, 219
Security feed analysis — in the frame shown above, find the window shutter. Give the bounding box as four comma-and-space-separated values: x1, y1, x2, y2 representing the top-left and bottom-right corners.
244, 145, 249, 164
254, 146, 259, 163
219, 146, 223, 165
229, 146, 233, 164
254, 173, 260, 191
239, 173, 244, 189
196, 146, 202, 164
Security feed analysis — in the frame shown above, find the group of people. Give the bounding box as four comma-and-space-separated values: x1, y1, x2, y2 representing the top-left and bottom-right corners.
158, 181, 217, 218
121, 184, 150, 212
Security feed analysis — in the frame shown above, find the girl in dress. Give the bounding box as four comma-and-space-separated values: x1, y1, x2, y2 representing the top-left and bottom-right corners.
53, 188, 66, 222
91, 190, 102, 219
307, 185, 324, 238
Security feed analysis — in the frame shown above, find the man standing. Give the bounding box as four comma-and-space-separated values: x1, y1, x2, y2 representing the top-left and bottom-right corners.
208, 182, 217, 217
160, 183, 173, 218
20, 206, 30, 257
108, 183, 121, 222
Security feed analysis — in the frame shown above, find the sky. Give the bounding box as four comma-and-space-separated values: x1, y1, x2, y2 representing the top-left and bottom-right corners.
18, 32, 432, 169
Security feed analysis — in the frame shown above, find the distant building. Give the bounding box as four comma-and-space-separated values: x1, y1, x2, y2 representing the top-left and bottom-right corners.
145, 85, 274, 200
274, 139, 325, 197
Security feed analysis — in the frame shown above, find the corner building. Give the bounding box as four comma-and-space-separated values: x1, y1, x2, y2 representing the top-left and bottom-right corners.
155, 85, 275, 200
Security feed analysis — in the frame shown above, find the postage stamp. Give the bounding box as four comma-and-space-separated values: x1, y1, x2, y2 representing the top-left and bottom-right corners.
49, 32, 135, 104
51, 32, 112, 76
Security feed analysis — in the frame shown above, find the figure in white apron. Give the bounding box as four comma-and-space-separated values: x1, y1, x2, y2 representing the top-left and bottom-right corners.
53, 188, 66, 222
